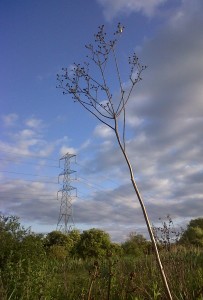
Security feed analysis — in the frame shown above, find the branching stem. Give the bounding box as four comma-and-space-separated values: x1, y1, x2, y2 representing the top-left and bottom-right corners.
114, 115, 173, 300
57, 23, 173, 300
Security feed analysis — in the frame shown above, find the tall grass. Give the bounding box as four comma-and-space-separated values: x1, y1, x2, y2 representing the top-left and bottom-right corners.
1, 245, 202, 299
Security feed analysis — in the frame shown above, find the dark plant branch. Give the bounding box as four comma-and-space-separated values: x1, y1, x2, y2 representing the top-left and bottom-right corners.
111, 47, 127, 149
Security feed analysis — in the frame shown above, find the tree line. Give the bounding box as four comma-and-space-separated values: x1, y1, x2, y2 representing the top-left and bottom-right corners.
0, 214, 202, 266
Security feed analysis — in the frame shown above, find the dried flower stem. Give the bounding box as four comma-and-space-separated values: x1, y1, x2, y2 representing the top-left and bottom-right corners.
57, 23, 173, 300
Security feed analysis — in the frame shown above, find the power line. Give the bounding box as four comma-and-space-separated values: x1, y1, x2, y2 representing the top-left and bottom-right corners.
0, 167, 122, 194
0, 157, 59, 168
76, 161, 121, 186
0, 155, 131, 204
76, 177, 130, 203
0, 191, 56, 197
78, 176, 109, 190
0, 189, 85, 202
1, 176, 128, 200
0, 149, 58, 161
0, 156, 124, 186
1, 178, 58, 185
77, 178, 103, 191
0, 170, 57, 179
1, 196, 56, 201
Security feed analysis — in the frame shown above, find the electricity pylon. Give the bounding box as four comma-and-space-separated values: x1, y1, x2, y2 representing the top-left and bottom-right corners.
57, 153, 77, 233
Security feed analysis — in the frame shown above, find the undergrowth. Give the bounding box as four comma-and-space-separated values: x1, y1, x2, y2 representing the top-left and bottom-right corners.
0, 246, 203, 300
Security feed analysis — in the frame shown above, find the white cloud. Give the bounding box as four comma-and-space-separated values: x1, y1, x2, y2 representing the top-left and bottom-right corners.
169, 0, 203, 28
93, 124, 114, 138
36, 72, 52, 81
75, 0, 203, 237
1, 0, 203, 241
126, 115, 143, 127
0, 116, 54, 159
15, 129, 37, 139
0, 179, 58, 226
79, 139, 91, 150
2, 113, 18, 127
60, 145, 77, 156
97, 0, 167, 20
25, 117, 43, 129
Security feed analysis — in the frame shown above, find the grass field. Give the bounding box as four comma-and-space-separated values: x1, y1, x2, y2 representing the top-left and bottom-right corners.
1, 246, 203, 300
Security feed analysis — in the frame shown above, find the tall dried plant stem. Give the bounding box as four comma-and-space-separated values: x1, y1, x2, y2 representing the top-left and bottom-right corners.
57, 24, 173, 300
114, 116, 173, 300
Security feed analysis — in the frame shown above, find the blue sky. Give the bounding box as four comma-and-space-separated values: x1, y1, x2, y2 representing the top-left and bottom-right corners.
0, 0, 203, 242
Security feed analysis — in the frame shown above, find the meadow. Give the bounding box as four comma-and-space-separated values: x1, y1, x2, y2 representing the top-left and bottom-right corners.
0, 215, 203, 300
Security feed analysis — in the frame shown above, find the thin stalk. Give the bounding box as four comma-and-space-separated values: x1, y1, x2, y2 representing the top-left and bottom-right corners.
114, 116, 173, 300
87, 262, 99, 300
107, 259, 112, 300
87, 280, 94, 300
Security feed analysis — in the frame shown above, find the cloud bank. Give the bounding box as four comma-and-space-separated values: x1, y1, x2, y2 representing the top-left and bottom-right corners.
1, 0, 203, 241
97, 0, 167, 20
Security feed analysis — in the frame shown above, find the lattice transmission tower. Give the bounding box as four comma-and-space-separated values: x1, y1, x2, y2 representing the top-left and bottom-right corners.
57, 153, 77, 233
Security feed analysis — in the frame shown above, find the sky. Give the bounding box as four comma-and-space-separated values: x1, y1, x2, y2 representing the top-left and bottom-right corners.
0, 0, 203, 242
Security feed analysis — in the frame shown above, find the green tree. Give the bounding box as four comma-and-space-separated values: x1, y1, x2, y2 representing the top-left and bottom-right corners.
179, 218, 203, 247
0, 214, 30, 267
45, 230, 71, 247
0, 214, 29, 240
20, 233, 46, 260
76, 228, 111, 259
68, 229, 81, 257
122, 232, 149, 257
45, 229, 82, 259
110, 242, 123, 256
45, 230, 74, 259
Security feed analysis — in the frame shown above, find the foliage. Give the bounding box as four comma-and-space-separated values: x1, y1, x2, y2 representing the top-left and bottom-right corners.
0, 214, 203, 299
1, 246, 203, 300
45, 230, 71, 247
20, 233, 46, 260
110, 242, 123, 256
76, 228, 111, 259
0, 214, 29, 239
45, 229, 81, 259
68, 228, 81, 243
122, 232, 150, 257
179, 218, 203, 247
68, 228, 81, 257
153, 215, 184, 251
0, 214, 32, 268
44, 231, 71, 259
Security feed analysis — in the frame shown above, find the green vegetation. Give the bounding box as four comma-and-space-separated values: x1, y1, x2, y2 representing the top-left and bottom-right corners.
0, 214, 203, 299
179, 218, 203, 247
